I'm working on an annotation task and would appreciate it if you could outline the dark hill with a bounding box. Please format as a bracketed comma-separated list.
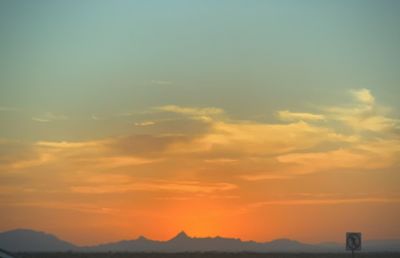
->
[0, 229, 77, 252]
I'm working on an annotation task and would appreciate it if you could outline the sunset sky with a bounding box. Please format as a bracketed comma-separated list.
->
[1, 0, 400, 245]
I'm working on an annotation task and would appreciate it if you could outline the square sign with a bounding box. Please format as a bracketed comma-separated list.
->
[346, 232, 362, 251]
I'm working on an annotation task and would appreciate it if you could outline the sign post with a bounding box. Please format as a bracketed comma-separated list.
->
[346, 232, 361, 258]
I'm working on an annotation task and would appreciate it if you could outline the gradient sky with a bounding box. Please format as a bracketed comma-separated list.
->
[0, 0, 400, 245]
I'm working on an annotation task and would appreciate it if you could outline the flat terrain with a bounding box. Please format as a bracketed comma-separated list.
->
[15, 253, 400, 258]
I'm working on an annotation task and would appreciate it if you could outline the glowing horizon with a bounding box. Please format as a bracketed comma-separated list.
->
[0, 0, 399, 246]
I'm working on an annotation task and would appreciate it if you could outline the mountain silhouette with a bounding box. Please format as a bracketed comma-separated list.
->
[0, 229, 76, 252]
[1, 229, 400, 253]
[169, 231, 191, 242]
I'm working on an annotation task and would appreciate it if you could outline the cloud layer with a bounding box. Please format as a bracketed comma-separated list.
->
[0, 88, 399, 243]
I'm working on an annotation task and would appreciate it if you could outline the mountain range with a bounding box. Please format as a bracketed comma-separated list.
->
[0, 229, 399, 253]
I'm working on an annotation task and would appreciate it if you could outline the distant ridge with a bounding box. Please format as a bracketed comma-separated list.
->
[1, 229, 400, 253]
[0, 229, 76, 252]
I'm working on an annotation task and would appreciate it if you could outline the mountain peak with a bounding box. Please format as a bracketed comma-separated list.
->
[136, 235, 149, 241]
[169, 231, 190, 241]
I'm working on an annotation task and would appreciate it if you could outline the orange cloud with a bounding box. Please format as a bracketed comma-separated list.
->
[71, 180, 237, 194]
[249, 197, 400, 207]
[1, 88, 399, 244]
[277, 110, 325, 121]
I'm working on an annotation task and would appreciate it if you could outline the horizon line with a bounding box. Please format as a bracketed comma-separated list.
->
[2, 228, 399, 247]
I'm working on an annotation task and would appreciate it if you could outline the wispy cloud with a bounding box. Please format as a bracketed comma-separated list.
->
[91, 114, 107, 120]
[134, 121, 156, 127]
[277, 110, 325, 121]
[275, 145, 398, 174]
[238, 173, 293, 181]
[157, 105, 224, 116]
[204, 158, 237, 164]
[32, 112, 68, 122]
[325, 88, 398, 132]
[156, 105, 224, 122]
[3, 201, 118, 215]
[37, 140, 101, 149]
[71, 180, 237, 194]
[150, 80, 173, 85]
[249, 197, 400, 207]
[1, 88, 399, 236]
[351, 88, 375, 105]
[3, 89, 398, 179]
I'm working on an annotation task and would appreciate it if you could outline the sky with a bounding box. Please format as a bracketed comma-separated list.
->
[0, 0, 400, 245]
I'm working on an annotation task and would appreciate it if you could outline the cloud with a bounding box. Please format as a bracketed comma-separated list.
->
[276, 136, 400, 174]
[37, 141, 102, 149]
[4, 89, 398, 179]
[0, 139, 39, 171]
[37, 139, 161, 167]
[277, 149, 373, 174]
[156, 105, 224, 122]
[0, 138, 163, 173]
[108, 134, 192, 156]
[3, 201, 118, 215]
[249, 197, 400, 207]
[238, 174, 293, 181]
[32, 112, 68, 122]
[150, 80, 173, 85]
[327, 106, 397, 132]
[171, 120, 354, 156]
[1, 89, 399, 212]
[134, 121, 156, 127]
[32, 117, 51, 122]
[1, 88, 399, 243]
[351, 88, 375, 105]
[326, 88, 398, 132]
[71, 180, 237, 194]
[204, 158, 238, 164]
[150, 89, 398, 178]
[277, 110, 325, 121]
[0, 140, 100, 172]
[91, 156, 162, 168]
[91, 114, 107, 120]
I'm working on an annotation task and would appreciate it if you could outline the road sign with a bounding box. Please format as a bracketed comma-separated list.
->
[346, 232, 362, 251]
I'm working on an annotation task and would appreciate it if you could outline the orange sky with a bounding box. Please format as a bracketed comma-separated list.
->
[1, 89, 399, 245]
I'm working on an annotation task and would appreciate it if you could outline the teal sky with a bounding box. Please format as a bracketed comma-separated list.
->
[1, 0, 400, 141]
